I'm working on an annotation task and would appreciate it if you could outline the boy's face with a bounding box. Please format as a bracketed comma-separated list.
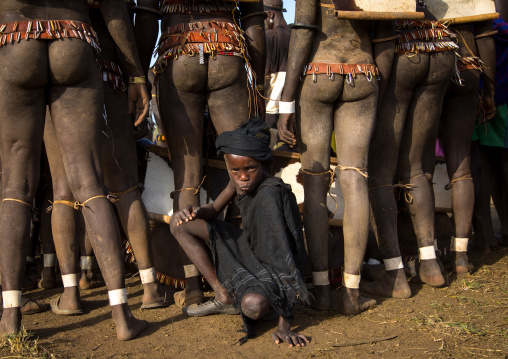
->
[225, 154, 264, 194]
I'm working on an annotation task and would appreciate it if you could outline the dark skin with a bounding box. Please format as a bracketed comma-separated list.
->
[278, 0, 377, 312]
[43, 3, 166, 315]
[171, 154, 309, 348]
[0, 0, 146, 340]
[434, 21, 496, 274]
[365, 7, 454, 294]
[155, 1, 266, 304]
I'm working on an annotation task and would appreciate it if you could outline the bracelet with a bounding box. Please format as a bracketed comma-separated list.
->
[289, 23, 319, 31]
[129, 76, 146, 84]
[132, 6, 163, 19]
[279, 101, 295, 114]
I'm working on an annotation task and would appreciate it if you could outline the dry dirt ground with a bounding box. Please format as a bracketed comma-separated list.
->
[0, 245, 507, 359]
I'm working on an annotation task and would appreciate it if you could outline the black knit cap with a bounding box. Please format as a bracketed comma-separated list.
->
[216, 117, 274, 166]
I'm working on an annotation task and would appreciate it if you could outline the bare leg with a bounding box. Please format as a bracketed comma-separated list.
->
[47, 39, 145, 340]
[0, 40, 46, 336]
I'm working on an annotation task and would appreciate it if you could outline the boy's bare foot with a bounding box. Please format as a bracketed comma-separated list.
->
[0, 309, 21, 337]
[51, 287, 81, 314]
[111, 304, 147, 341]
[453, 251, 474, 274]
[418, 259, 445, 287]
[360, 269, 411, 298]
[342, 288, 376, 315]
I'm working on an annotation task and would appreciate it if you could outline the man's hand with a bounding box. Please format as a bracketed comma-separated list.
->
[173, 205, 201, 226]
[277, 112, 297, 146]
[128, 83, 150, 126]
[481, 95, 496, 120]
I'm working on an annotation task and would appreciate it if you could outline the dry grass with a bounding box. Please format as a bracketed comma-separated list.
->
[0, 327, 56, 359]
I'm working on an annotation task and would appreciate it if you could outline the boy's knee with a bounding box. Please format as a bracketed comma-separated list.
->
[241, 293, 270, 320]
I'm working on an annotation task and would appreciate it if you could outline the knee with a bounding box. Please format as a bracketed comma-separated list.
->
[241, 293, 271, 320]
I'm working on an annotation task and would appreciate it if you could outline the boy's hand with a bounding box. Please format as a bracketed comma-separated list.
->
[173, 205, 200, 226]
[272, 316, 309, 348]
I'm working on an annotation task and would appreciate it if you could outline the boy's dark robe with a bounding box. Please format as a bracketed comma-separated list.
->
[206, 176, 309, 322]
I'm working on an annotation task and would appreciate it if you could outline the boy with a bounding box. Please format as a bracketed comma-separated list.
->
[170, 117, 309, 347]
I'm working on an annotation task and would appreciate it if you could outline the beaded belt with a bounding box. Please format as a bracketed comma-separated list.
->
[457, 56, 484, 73]
[160, 0, 236, 15]
[154, 20, 246, 73]
[0, 20, 100, 53]
[303, 63, 379, 83]
[395, 20, 458, 55]
[97, 59, 126, 90]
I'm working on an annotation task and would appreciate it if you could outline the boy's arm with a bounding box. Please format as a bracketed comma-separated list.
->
[239, 2, 266, 118]
[474, 20, 497, 120]
[99, 0, 150, 125]
[278, 0, 318, 146]
[272, 316, 309, 348]
[173, 180, 236, 225]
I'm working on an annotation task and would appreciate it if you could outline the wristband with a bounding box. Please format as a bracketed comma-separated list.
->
[129, 76, 146, 84]
[279, 100, 295, 114]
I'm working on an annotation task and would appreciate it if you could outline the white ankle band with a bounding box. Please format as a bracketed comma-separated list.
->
[80, 256, 94, 270]
[62, 273, 79, 287]
[312, 271, 329, 286]
[452, 237, 468, 252]
[44, 253, 57, 267]
[434, 239, 439, 251]
[183, 264, 200, 278]
[367, 258, 381, 265]
[384, 257, 404, 271]
[139, 267, 156, 284]
[2, 290, 22, 308]
[343, 273, 360, 289]
[108, 288, 128, 306]
[419, 246, 437, 260]
[26, 256, 34, 263]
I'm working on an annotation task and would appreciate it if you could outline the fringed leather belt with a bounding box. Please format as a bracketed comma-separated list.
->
[0, 20, 100, 53]
[160, 0, 236, 15]
[303, 63, 379, 83]
[457, 56, 484, 73]
[395, 20, 458, 55]
[154, 20, 246, 73]
[97, 59, 126, 90]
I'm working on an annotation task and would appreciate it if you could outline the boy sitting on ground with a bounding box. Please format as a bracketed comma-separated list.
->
[170, 117, 309, 347]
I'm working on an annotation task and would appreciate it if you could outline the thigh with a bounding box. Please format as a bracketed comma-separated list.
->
[296, 76, 344, 170]
[101, 85, 139, 191]
[0, 41, 48, 198]
[47, 40, 105, 197]
[207, 56, 251, 134]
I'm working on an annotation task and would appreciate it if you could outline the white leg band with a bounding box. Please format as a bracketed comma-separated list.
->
[312, 271, 329, 286]
[2, 290, 22, 308]
[108, 288, 128, 306]
[367, 258, 381, 265]
[419, 246, 437, 260]
[278, 100, 295, 114]
[26, 256, 34, 263]
[139, 267, 156, 284]
[434, 239, 439, 251]
[183, 264, 200, 278]
[452, 237, 468, 252]
[61, 273, 79, 288]
[44, 253, 57, 267]
[343, 273, 360, 289]
[384, 257, 404, 271]
[80, 256, 94, 270]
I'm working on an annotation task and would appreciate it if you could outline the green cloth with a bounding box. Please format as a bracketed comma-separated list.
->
[476, 103, 508, 148]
